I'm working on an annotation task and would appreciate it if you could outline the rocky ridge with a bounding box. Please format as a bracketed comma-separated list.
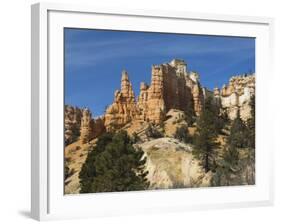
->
[65, 59, 255, 145]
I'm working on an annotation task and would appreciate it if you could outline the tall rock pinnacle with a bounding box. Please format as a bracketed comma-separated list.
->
[121, 70, 135, 102]
[80, 108, 93, 143]
[104, 70, 138, 130]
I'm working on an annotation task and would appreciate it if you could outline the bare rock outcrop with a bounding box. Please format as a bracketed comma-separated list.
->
[137, 138, 212, 189]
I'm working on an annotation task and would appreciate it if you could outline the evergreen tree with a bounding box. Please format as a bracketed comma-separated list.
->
[184, 103, 195, 126]
[193, 97, 220, 173]
[79, 131, 149, 193]
[228, 114, 248, 148]
[221, 145, 239, 171]
[204, 97, 224, 134]
[212, 145, 239, 186]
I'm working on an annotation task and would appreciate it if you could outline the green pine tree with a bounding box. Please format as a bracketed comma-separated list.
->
[212, 145, 239, 186]
[193, 97, 220, 173]
[79, 131, 149, 193]
[228, 114, 248, 148]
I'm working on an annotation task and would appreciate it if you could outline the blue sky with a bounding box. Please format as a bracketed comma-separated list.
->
[65, 28, 255, 117]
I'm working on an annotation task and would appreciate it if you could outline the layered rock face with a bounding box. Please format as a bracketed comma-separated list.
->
[64, 105, 82, 145]
[219, 75, 255, 120]
[105, 59, 204, 129]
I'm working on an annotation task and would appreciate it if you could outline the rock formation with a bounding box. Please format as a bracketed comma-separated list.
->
[186, 71, 204, 116]
[104, 59, 204, 130]
[140, 60, 200, 122]
[79, 108, 106, 143]
[80, 108, 93, 144]
[64, 105, 82, 145]
[65, 60, 255, 143]
[104, 70, 139, 131]
[219, 75, 255, 120]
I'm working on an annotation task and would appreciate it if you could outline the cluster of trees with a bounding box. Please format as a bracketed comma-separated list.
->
[79, 131, 149, 193]
[191, 96, 255, 185]
[215, 96, 255, 185]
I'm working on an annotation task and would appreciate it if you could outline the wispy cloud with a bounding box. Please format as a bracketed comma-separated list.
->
[65, 31, 254, 69]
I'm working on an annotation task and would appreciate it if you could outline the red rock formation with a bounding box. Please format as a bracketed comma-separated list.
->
[104, 70, 139, 130]
[105, 59, 201, 128]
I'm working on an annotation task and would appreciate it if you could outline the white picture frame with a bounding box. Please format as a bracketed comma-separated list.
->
[31, 2, 274, 221]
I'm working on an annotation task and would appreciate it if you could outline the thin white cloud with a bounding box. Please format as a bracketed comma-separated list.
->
[65, 34, 254, 68]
